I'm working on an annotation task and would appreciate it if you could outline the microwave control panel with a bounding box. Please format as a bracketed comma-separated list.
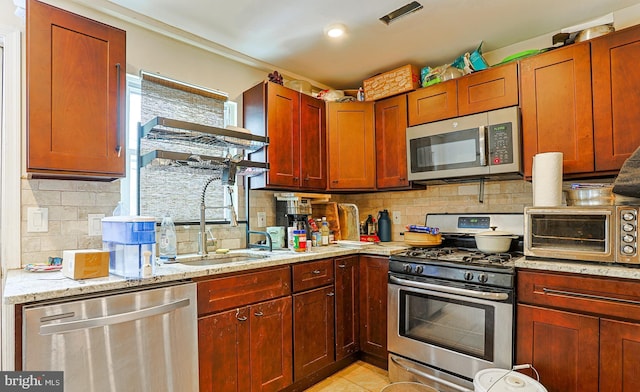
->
[488, 122, 514, 166]
[618, 207, 639, 263]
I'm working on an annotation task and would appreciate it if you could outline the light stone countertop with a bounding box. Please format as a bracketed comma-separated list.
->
[515, 257, 640, 280]
[4, 242, 408, 305]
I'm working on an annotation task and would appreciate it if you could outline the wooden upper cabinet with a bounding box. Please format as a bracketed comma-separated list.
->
[520, 42, 594, 177]
[375, 95, 409, 189]
[327, 102, 376, 190]
[407, 80, 457, 126]
[591, 24, 640, 172]
[27, 0, 126, 180]
[458, 62, 518, 116]
[244, 82, 326, 191]
[300, 94, 327, 190]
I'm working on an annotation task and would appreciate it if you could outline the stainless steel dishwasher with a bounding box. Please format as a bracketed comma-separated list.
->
[22, 281, 199, 392]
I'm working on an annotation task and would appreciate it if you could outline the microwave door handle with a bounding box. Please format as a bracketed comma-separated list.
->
[478, 125, 487, 166]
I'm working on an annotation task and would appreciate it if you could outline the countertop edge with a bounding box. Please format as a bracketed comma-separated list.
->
[515, 257, 640, 280]
[4, 243, 407, 305]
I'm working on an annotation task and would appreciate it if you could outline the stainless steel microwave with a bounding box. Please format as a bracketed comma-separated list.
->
[406, 106, 521, 182]
[524, 206, 640, 264]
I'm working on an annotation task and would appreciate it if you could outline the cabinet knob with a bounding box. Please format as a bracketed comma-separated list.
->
[327, 292, 335, 297]
[293, 177, 299, 181]
[312, 270, 321, 275]
[338, 264, 346, 268]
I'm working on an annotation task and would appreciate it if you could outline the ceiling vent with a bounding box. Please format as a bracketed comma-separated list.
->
[379, 1, 423, 25]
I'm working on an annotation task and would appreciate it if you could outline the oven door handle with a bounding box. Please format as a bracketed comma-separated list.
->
[389, 275, 509, 301]
[390, 355, 474, 392]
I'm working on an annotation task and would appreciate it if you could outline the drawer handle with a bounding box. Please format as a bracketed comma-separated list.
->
[543, 288, 640, 306]
[327, 292, 335, 297]
[254, 311, 264, 317]
[237, 316, 248, 322]
[338, 264, 346, 268]
[312, 270, 322, 275]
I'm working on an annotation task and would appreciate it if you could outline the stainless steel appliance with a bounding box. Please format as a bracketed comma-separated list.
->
[22, 281, 198, 392]
[525, 205, 640, 264]
[406, 106, 521, 182]
[388, 213, 522, 392]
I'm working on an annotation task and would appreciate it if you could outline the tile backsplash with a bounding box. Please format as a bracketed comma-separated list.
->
[20, 179, 533, 264]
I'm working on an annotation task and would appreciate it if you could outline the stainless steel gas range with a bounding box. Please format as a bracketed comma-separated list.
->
[388, 213, 523, 392]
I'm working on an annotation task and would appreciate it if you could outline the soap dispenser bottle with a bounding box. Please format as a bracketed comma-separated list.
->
[159, 213, 177, 262]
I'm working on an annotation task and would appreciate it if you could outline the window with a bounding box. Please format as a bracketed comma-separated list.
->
[121, 75, 239, 224]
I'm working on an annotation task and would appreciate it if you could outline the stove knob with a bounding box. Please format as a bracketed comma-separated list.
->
[477, 273, 488, 283]
[403, 264, 413, 273]
[464, 271, 474, 281]
[415, 265, 424, 274]
[623, 234, 635, 243]
[623, 245, 636, 255]
[623, 223, 635, 232]
[622, 211, 637, 221]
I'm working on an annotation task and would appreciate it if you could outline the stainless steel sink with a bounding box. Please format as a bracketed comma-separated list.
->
[177, 253, 269, 266]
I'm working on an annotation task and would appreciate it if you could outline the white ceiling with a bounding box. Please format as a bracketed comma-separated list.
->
[93, 0, 640, 89]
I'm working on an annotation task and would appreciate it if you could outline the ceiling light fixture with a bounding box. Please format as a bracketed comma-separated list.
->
[325, 23, 347, 38]
[379, 1, 423, 25]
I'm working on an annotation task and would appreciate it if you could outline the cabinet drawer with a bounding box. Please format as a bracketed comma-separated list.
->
[517, 269, 640, 322]
[457, 62, 518, 116]
[292, 259, 334, 292]
[196, 266, 291, 316]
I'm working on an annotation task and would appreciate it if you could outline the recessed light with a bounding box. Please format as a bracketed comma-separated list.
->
[325, 23, 347, 38]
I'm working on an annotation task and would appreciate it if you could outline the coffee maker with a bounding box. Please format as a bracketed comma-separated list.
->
[275, 193, 330, 242]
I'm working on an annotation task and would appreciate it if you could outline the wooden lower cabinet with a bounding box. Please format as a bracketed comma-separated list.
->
[516, 304, 599, 392]
[293, 286, 335, 380]
[198, 296, 292, 392]
[517, 269, 640, 392]
[359, 255, 389, 368]
[335, 256, 360, 360]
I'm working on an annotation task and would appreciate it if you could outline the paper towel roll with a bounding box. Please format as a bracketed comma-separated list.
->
[533, 152, 563, 206]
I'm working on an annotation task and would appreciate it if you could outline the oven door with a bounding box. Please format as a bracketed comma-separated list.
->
[388, 274, 513, 383]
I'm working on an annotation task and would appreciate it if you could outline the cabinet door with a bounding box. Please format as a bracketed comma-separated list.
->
[407, 80, 457, 126]
[198, 307, 251, 392]
[600, 318, 640, 391]
[335, 256, 360, 360]
[300, 94, 327, 190]
[520, 43, 594, 177]
[250, 296, 293, 392]
[359, 255, 389, 363]
[457, 62, 519, 116]
[266, 83, 301, 188]
[516, 304, 599, 392]
[293, 285, 335, 380]
[375, 95, 410, 189]
[27, 0, 125, 179]
[327, 102, 376, 190]
[592, 24, 640, 172]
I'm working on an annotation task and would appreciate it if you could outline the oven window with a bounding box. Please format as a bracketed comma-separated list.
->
[399, 289, 494, 361]
[530, 214, 607, 252]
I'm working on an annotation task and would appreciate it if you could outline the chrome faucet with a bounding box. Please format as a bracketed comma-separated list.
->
[199, 175, 238, 256]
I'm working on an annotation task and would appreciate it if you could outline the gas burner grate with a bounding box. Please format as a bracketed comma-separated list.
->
[406, 247, 456, 258]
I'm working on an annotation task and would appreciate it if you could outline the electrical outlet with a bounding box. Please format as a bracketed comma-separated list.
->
[257, 212, 266, 227]
[392, 211, 402, 224]
[88, 214, 105, 236]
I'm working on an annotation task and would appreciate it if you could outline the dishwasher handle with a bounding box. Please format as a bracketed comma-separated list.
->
[39, 298, 191, 335]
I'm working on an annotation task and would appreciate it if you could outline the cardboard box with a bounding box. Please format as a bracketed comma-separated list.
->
[363, 64, 420, 101]
[62, 249, 110, 279]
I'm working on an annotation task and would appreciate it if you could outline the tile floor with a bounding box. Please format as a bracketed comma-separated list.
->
[303, 361, 391, 392]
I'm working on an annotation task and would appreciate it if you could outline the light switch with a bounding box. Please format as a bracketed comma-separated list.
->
[27, 207, 49, 232]
[88, 214, 105, 236]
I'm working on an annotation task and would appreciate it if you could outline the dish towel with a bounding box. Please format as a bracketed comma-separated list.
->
[613, 145, 640, 197]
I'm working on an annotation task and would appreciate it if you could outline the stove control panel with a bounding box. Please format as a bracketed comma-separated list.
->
[618, 207, 639, 263]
